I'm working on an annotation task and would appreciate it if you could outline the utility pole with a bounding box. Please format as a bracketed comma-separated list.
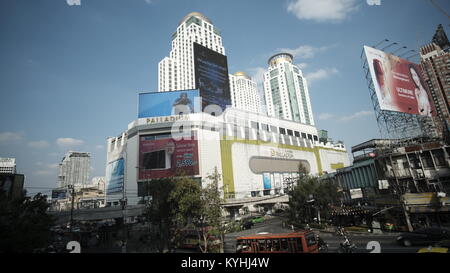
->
[68, 184, 75, 233]
[389, 156, 413, 232]
[121, 155, 127, 253]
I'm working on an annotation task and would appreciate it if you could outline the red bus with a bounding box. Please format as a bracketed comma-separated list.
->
[236, 231, 318, 253]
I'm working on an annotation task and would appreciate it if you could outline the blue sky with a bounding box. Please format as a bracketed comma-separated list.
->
[0, 0, 448, 196]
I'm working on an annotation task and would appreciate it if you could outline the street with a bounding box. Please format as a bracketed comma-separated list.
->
[224, 217, 422, 253]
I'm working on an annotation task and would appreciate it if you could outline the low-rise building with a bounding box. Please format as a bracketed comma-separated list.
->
[323, 138, 450, 230]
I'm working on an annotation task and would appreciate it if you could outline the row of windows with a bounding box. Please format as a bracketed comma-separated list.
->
[246, 121, 318, 141]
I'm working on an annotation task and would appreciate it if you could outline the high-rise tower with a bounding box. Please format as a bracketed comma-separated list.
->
[263, 53, 314, 125]
[229, 72, 261, 113]
[158, 12, 226, 92]
[420, 24, 450, 130]
[58, 151, 90, 189]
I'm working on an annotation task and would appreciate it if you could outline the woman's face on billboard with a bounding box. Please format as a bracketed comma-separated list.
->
[410, 67, 421, 88]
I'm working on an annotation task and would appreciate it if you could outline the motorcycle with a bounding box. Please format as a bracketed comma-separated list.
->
[316, 235, 329, 253]
[334, 226, 347, 236]
[337, 235, 357, 253]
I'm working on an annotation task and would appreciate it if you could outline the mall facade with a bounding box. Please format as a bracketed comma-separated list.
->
[105, 107, 349, 207]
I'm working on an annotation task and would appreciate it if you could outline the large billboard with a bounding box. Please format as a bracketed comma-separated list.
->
[193, 42, 231, 112]
[138, 89, 200, 118]
[105, 158, 124, 195]
[138, 135, 199, 180]
[364, 46, 435, 116]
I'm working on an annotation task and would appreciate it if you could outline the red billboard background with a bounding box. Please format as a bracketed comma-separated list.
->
[365, 46, 436, 117]
[138, 135, 199, 180]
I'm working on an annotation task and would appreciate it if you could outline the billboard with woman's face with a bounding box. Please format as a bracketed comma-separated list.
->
[364, 46, 435, 117]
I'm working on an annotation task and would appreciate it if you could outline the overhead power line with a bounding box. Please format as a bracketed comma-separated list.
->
[428, 0, 450, 19]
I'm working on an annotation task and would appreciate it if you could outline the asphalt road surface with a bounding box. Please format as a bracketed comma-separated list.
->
[224, 217, 422, 253]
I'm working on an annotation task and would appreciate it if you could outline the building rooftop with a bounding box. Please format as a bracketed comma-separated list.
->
[179, 12, 212, 26]
[234, 71, 251, 80]
[268, 52, 293, 66]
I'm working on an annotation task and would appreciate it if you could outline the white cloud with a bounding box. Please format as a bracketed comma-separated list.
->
[287, 0, 359, 23]
[318, 113, 335, 121]
[56, 137, 84, 147]
[339, 110, 372, 121]
[66, 0, 81, 6]
[297, 63, 308, 69]
[96, 145, 104, 150]
[0, 132, 23, 143]
[144, 0, 154, 5]
[278, 45, 332, 59]
[305, 68, 338, 82]
[248, 67, 266, 90]
[317, 111, 373, 122]
[28, 140, 50, 149]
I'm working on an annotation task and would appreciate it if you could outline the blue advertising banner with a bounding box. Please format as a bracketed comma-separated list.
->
[263, 173, 272, 190]
[106, 158, 124, 195]
[138, 89, 200, 118]
[51, 189, 67, 200]
[193, 43, 231, 112]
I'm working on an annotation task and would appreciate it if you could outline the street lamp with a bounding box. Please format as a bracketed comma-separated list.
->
[381, 42, 398, 51]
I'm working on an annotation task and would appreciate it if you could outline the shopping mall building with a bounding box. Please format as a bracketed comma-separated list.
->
[105, 107, 350, 211]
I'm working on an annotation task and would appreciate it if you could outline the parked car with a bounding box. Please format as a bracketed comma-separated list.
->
[397, 227, 450, 247]
[251, 216, 265, 224]
[242, 220, 254, 230]
[417, 240, 450, 253]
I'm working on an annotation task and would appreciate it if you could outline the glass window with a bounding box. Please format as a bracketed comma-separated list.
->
[250, 121, 259, 130]
[258, 240, 266, 251]
[422, 151, 434, 168]
[271, 239, 280, 251]
[294, 131, 300, 137]
[287, 129, 293, 136]
[301, 133, 307, 139]
[279, 128, 286, 135]
[433, 150, 447, 166]
[305, 233, 316, 246]
[280, 238, 288, 251]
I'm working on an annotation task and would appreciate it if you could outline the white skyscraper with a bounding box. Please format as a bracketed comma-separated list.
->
[263, 53, 314, 125]
[229, 72, 261, 113]
[58, 151, 90, 189]
[158, 12, 226, 92]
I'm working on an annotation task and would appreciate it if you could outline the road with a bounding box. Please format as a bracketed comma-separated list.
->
[224, 217, 422, 253]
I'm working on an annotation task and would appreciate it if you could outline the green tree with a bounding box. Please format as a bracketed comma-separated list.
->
[142, 178, 177, 252]
[142, 168, 226, 253]
[196, 167, 226, 253]
[168, 175, 203, 249]
[287, 165, 339, 226]
[0, 190, 54, 252]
